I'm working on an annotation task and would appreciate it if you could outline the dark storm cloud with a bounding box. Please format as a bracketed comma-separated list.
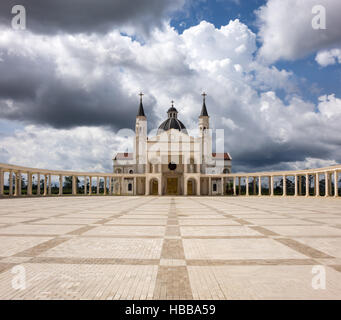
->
[0, 0, 184, 35]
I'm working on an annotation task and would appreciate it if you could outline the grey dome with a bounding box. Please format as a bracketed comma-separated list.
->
[157, 117, 187, 134]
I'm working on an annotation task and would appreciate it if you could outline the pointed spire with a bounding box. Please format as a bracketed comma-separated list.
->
[137, 92, 145, 117]
[200, 92, 209, 117]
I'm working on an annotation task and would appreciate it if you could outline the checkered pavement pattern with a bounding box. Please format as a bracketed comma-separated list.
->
[0, 196, 341, 299]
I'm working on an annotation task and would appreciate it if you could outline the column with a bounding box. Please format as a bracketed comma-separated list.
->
[208, 177, 212, 196]
[305, 174, 309, 197]
[283, 175, 287, 196]
[104, 177, 107, 195]
[196, 164, 200, 174]
[27, 172, 32, 196]
[59, 175, 63, 196]
[72, 176, 77, 195]
[197, 178, 201, 196]
[329, 173, 332, 196]
[120, 177, 124, 195]
[268, 176, 271, 196]
[145, 178, 150, 195]
[9, 170, 13, 196]
[294, 174, 298, 197]
[325, 172, 329, 197]
[43, 175, 47, 196]
[84, 176, 87, 195]
[37, 173, 40, 196]
[109, 177, 112, 195]
[158, 177, 162, 196]
[270, 176, 274, 196]
[18, 171, 22, 196]
[245, 177, 249, 196]
[221, 177, 224, 196]
[233, 177, 236, 196]
[14, 172, 19, 196]
[238, 177, 241, 195]
[97, 177, 100, 195]
[258, 176, 262, 196]
[315, 173, 320, 197]
[89, 177, 92, 195]
[334, 171, 339, 197]
[0, 168, 3, 196]
[48, 174, 52, 195]
[133, 177, 137, 196]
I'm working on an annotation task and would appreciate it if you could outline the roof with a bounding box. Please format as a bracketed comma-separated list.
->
[137, 101, 145, 117]
[114, 152, 134, 160]
[212, 153, 232, 160]
[157, 118, 188, 135]
[200, 100, 209, 117]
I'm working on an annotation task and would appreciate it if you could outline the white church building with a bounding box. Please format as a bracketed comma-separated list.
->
[113, 93, 232, 196]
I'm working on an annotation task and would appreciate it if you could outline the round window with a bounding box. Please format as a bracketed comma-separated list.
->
[168, 162, 177, 171]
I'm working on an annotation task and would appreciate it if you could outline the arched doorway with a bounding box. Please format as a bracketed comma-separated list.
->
[150, 179, 158, 195]
[187, 179, 196, 195]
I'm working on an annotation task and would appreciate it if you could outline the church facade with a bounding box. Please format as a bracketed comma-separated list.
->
[113, 94, 232, 196]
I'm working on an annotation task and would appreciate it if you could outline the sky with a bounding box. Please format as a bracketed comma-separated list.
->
[0, 0, 341, 173]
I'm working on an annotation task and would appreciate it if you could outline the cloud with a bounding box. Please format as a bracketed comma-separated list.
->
[0, 0, 185, 35]
[0, 18, 341, 172]
[257, 0, 341, 63]
[315, 48, 341, 66]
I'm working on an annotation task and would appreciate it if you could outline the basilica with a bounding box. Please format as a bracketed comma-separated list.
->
[113, 94, 232, 196]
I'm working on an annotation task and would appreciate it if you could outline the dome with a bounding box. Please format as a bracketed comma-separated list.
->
[157, 103, 188, 135]
[157, 117, 188, 134]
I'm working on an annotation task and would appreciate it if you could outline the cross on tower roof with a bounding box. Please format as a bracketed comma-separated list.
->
[139, 92, 144, 101]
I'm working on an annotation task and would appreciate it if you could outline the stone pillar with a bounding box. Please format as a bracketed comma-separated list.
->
[109, 177, 112, 195]
[27, 172, 32, 196]
[305, 174, 309, 197]
[89, 177, 92, 195]
[145, 178, 150, 195]
[258, 176, 262, 196]
[0, 168, 4, 196]
[294, 174, 298, 197]
[72, 176, 77, 195]
[233, 177, 236, 196]
[48, 174, 52, 195]
[325, 172, 329, 197]
[158, 177, 162, 196]
[221, 177, 224, 196]
[120, 177, 124, 195]
[329, 173, 332, 196]
[97, 177, 100, 195]
[9, 170, 13, 196]
[184, 178, 188, 196]
[103, 177, 107, 195]
[283, 175, 286, 196]
[37, 173, 40, 196]
[315, 173, 320, 197]
[197, 178, 201, 196]
[334, 171, 339, 197]
[196, 164, 200, 174]
[59, 175, 63, 196]
[245, 177, 249, 196]
[43, 175, 47, 196]
[238, 177, 241, 195]
[84, 176, 87, 195]
[208, 177, 212, 196]
[270, 176, 274, 196]
[133, 177, 137, 195]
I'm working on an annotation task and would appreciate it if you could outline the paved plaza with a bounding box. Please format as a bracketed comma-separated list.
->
[0, 196, 340, 299]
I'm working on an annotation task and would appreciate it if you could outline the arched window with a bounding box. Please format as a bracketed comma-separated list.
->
[129, 170, 133, 174]
[128, 183, 132, 191]
[115, 168, 122, 174]
[223, 169, 229, 174]
[213, 183, 217, 192]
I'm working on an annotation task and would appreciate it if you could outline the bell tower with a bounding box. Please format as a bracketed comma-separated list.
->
[135, 92, 147, 173]
[199, 92, 211, 167]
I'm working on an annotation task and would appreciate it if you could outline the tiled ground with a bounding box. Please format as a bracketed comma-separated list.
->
[0, 196, 341, 300]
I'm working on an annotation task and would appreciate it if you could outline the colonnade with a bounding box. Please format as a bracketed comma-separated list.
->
[0, 163, 340, 197]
